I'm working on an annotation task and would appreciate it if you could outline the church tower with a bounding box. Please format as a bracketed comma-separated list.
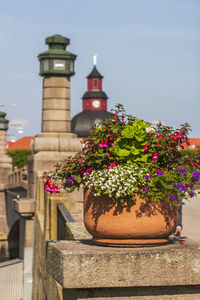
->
[83, 64, 108, 111]
[71, 57, 113, 137]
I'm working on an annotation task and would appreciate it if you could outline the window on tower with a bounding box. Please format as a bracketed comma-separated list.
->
[94, 80, 97, 87]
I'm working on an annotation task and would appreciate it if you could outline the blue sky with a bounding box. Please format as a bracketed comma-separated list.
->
[0, 0, 200, 140]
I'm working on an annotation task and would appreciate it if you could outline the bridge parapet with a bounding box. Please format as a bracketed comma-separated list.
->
[8, 167, 27, 185]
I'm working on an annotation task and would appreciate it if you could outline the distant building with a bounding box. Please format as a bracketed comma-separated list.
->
[71, 64, 113, 137]
[182, 138, 200, 149]
[7, 136, 34, 151]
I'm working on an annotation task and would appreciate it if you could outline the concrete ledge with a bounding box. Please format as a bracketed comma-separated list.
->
[47, 238, 200, 289]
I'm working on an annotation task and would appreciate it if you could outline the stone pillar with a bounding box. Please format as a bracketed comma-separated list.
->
[0, 112, 12, 261]
[0, 130, 7, 155]
[0, 124, 12, 186]
[27, 35, 82, 198]
[13, 198, 34, 299]
[42, 77, 71, 133]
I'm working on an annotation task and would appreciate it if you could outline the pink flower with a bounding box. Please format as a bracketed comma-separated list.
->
[99, 140, 108, 148]
[144, 145, 148, 152]
[44, 180, 60, 194]
[157, 133, 162, 138]
[114, 114, 117, 120]
[174, 132, 183, 141]
[86, 168, 91, 176]
[152, 153, 158, 162]
[107, 161, 118, 170]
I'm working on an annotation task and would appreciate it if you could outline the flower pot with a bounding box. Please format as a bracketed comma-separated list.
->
[84, 189, 178, 247]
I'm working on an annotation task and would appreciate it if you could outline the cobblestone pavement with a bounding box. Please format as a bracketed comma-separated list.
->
[182, 190, 200, 241]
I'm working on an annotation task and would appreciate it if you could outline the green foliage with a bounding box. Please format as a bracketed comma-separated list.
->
[112, 118, 150, 163]
[7, 149, 30, 169]
[180, 148, 200, 168]
[180, 148, 196, 156]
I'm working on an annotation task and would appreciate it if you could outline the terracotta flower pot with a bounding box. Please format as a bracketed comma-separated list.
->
[84, 189, 178, 247]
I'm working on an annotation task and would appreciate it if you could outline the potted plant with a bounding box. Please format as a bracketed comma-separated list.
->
[43, 104, 199, 247]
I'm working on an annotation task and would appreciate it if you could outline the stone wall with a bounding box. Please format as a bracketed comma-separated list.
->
[32, 174, 200, 300]
[32, 174, 83, 300]
[47, 239, 200, 300]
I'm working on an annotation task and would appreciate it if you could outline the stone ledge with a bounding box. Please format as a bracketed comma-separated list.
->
[13, 199, 35, 217]
[47, 238, 200, 289]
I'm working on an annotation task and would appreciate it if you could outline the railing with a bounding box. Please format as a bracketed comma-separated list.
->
[57, 202, 91, 241]
[0, 259, 23, 300]
[57, 202, 75, 240]
[8, 167, 27, 186]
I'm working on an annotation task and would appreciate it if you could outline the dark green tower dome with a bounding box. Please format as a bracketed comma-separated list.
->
[0, 112, 9, 131]
[38, 34, 77, 76]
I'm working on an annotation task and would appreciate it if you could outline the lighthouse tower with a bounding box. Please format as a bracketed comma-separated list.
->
[72, 56, 113, 137]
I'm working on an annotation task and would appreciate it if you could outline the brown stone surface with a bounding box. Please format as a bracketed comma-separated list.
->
[43, 99, 70, 110]
[32, 179, 81, 300]
[43, 87, 70, 99]
[66, 222, 91, 240]
[42, 110, 70, 121]
[31, 137, 82, 153]
[0, 131, 7, 155]
[42, 120, 71, 132]
[14, 199, 35, 216]
[47, 239, 200, 289]
[43, 77, 70, 88]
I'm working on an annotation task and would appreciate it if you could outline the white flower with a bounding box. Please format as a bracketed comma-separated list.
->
[146, 127, 155, 133]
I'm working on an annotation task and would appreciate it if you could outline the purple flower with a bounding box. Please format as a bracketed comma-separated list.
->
[174, 182, 187, 191]
[177, 167, 187, 175]
[142, 187, 149, 191]
[67, 176, 75, 182]
[145, 174, 152, 180]
[169, 195, 175, 201]
[192, 170, 199, 181]
[188, 190, 194, 198]
[157, 170, 163, 176]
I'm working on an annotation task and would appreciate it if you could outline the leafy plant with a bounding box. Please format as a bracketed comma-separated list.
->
[43, 104, 199, 205]
[7, 149, 30, 169]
